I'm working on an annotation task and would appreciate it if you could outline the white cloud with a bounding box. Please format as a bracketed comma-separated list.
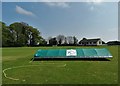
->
[86, 0, 104, 11]
[43, 0, 69, 8]
[16, 5, 35, 17]
[87, 0, 104, 4]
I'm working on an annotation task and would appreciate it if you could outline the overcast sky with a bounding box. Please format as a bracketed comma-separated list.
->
[2, 2, 118, 42]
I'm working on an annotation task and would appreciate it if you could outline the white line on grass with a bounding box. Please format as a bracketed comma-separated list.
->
[3, 64, 67, 81]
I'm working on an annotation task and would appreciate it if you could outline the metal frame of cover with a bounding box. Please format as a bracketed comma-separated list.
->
[34, 48, 112, 59]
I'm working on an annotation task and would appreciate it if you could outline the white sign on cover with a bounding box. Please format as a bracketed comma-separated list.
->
[66, 49, 77, 56]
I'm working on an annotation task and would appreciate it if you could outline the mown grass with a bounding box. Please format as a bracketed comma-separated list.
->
[2, 46, 118, 84]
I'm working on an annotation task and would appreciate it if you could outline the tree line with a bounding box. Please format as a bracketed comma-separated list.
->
[1, 22, 47, 47]
[1, 21, 79, 47]
[48, 35, 78, 46]
[3, 21, 116, 47]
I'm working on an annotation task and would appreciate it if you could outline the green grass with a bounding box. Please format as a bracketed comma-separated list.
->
[2, 46, 118, 84]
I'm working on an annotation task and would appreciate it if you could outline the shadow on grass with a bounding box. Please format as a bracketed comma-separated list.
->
[31, 58, 111, 61]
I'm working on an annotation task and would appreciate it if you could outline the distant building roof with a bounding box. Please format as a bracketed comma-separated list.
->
[80, 38, 101, 43]
[107, 41, 120, 45]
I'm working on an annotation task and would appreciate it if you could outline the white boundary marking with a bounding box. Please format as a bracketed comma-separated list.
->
[3, 64, 67, 81]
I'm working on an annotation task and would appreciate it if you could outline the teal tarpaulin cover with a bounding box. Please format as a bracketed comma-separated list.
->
[34, 48, 112, 58]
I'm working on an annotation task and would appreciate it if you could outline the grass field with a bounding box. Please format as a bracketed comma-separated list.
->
[2, 46, 118, 84]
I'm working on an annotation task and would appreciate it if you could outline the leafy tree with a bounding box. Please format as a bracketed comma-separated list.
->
[29, 27, 41, 46]
[2, 21, 44, 47]
[73, 36, 78, 45]
[39, 38, 47, 45]
[0, 22, 1, 47]
[56, 35, 65, 45]
[2, 22, 14, 47]
[49, 37, 57, 46]
[67, 36, 74, 44]
[9, 22, 26, 46]
[47, 36, 52, 44]
[64, 37, 68, 44]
